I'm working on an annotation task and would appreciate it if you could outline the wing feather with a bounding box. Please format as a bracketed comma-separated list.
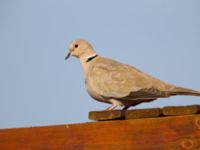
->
[88, 58, 158, 99]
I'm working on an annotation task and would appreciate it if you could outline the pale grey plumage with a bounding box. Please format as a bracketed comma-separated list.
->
[66, 39, 200, 110]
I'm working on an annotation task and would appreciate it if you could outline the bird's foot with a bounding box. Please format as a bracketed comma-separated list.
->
[105, 104, 118, 111]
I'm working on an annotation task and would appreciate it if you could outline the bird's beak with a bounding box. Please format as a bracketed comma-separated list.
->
[65, 52, 71, 60]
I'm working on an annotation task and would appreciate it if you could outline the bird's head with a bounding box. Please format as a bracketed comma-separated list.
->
[65, 39, 97, 61]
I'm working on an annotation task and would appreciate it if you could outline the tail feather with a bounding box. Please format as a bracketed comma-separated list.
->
[171, 87, 200, 96]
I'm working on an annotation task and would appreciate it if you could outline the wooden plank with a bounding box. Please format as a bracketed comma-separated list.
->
[89, 108, 162, 121]
[0, 114, 200, 150]
[125, 108, 162, 119]
[163, 105, 200, 116]
[89, 105, 200, 121]
[89, 110, 125, 121]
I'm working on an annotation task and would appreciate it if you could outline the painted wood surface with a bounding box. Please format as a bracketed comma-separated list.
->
[0, 114, 200, 150]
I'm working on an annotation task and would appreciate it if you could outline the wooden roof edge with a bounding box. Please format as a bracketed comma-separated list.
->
[0, 114, 200, 149]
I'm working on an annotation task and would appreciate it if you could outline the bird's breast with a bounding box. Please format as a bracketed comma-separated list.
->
[85, 77, 109, 104]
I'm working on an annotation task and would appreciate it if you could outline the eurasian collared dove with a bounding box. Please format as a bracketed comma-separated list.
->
[65, 39, 200, 110]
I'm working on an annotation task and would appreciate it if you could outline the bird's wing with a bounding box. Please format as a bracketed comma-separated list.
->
[88, 57, 170, 100]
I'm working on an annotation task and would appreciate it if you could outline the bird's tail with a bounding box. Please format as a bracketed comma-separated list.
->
[170, 86, 200, 96]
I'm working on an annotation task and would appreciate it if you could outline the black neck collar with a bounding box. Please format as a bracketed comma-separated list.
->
[86, 54, 98, 63]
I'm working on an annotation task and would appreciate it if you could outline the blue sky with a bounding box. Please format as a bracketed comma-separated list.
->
[0, 0, 200, 128]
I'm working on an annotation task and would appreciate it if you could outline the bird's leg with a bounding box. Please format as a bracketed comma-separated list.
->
[123, 105, 131, 110]
[105, 99, 122, 111]
[105, 104, 118, 111]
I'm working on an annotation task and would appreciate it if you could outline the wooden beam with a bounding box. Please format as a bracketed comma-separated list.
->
[163, 105, 200, 116]
[89, 110, 125, 121]
[125, 107, 162, 119]
[0, 114, 200, 149]
[89, 105, 200, 121]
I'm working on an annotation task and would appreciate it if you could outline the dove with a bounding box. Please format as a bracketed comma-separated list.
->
[65, 39, 200, 110]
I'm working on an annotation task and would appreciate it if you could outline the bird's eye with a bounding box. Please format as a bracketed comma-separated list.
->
[74, 44, 79, 48]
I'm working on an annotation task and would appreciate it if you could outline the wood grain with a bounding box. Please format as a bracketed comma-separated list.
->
[89, 110, 125, 121]
[125, 108, 162, 119]
[163, 105, 200, 116]
[1, 114, 200, 150]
